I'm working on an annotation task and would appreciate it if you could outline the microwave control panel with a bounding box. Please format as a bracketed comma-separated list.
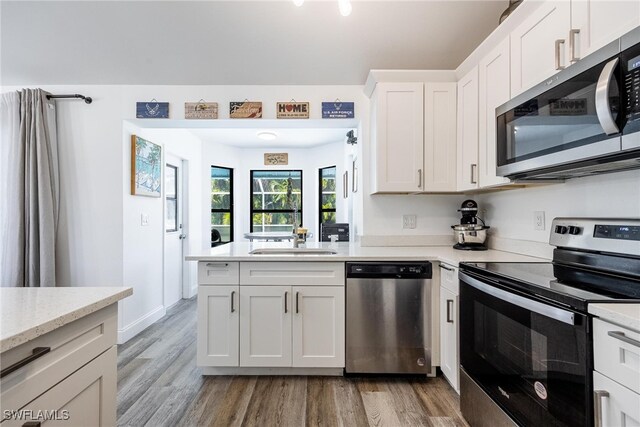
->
[624, 52, 640, 121]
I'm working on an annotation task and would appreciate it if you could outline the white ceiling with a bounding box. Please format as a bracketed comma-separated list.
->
[1, 0, 508, 85]
[189, 127, 351, 148]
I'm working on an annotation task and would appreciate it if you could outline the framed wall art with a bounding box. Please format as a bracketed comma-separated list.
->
[131, 135, 162, 197]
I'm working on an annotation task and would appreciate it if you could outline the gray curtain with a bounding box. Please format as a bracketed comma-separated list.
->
[0, 89, 59, 287]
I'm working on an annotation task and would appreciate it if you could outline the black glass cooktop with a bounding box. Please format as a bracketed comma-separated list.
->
[460, 261, 640, 312]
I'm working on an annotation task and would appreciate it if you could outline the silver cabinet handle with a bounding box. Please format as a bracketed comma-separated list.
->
[295, 292, 300, 314]
[595, 57, 620, 135]
[417, 169, 422, 188]
[446, 299, 454, 323]
[284, 291, 288, 313]
[206, 262, 228, 267]
[594, 390, 609, 427]
[439, 264, 454, 272]
[230, 291, 235, 313]
[569, 29, 580, 63]
[470, 164, 477, 184]
[608, 330, 640, 348]
[555, 39, 566, 70]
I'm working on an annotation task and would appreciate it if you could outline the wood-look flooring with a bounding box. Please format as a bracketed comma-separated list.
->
[117, 297, 468, 427]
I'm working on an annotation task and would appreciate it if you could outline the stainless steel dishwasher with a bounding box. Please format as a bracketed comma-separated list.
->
[345, 262, 433, 374]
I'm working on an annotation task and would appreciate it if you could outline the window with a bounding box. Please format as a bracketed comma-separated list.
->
[319, 166, 337, 229]
[250, 170, 302, 232]
[211, 166, 233, 245]
[165, 164, 178, 232]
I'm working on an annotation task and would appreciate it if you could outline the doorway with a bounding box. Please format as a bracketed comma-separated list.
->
[164, 154, 187, 308]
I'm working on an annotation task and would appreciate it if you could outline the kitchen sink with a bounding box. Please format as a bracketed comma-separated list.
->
[249, 248, 338, 255]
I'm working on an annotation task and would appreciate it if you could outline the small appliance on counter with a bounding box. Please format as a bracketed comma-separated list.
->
[321, 223, 350, 242]
[451, 200, 490, 251]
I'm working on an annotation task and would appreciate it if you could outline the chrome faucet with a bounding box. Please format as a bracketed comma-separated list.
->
[292, 201, 300, 248]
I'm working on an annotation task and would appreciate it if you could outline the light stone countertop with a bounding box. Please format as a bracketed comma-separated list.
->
[589, 303, 640, 332]
[0, 287, 132, 353]
[186, 242, 547, 265]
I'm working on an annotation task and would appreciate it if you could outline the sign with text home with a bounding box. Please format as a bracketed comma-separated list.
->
[230, 101, 262, 119]
[276, 102, 309, 119]
[322, 101, 354, 119]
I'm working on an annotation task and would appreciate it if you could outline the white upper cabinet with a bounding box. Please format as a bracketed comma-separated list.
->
[510, 0, 571, 96]
[423, 82, 457, 192]
[370, 82, 424, 193]
[456, 66, 479, 192]
[479, 38, 511, 188]
[570, 0, 640, 61]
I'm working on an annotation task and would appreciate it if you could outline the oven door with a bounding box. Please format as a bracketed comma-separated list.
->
[496, 41, 622, 178]
[459, 272, 590, 427]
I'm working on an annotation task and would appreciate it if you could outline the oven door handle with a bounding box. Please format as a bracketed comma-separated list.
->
[460, 272, 576, 325]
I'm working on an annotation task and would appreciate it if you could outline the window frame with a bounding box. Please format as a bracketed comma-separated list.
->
[165, 163, 178, 232]
[250, 169, 303, 233]
[211, 165, 234, 245]
[318, 166, 337, 231]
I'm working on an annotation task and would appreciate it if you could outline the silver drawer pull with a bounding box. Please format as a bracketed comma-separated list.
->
[206, 262, 228, 268]
[446, 299, 454, 323]
[555, 39, 566, 70]
[594, 390, 609, 427]
[230, 291, 236, 313]
[1, 347, 51, 378]
[607, 330, 640, 348]
[439, 264, 454, 272]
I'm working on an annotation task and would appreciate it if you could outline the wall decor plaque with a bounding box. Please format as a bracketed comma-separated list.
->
[264, 153, 289, 165]
[276, 102, 310, 119]
[131, 135, 162, 197]
[136, 101, 169, 119]
[185, 102, 218, 119]
[230, 101, 262, 119]
[322, 101, 354, 119]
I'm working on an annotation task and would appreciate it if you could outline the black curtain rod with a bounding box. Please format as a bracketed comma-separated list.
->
[46, 94, 92, 104]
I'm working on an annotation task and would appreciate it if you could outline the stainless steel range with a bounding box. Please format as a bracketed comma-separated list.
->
[459, 218, 640, 427]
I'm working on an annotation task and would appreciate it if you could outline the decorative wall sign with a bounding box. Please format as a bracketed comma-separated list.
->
[550, 98, 587, 116]
[230, 101, 262, 119]
[131, 135, 162, 197]
[136, 101, 169, 119]
[322, 101, 355, 119]
[185, 101, 218, 119]
[264, 153, 289, 165]
[276, 102, 310, 119]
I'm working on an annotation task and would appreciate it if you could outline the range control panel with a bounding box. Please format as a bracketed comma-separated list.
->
[549, 218, 640, 256]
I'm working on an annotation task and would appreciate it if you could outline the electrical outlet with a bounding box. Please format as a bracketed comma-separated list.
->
[534, 211, 545, 231]
[402, 214, 417, 229]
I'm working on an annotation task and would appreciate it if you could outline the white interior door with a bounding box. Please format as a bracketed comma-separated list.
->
[164, 154, 186, 308]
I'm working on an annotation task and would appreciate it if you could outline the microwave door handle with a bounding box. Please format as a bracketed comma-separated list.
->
[595, 57, 620, 136]
[459, 272, 576, 325]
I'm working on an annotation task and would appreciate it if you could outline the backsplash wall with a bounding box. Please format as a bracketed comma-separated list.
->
[478, 169, 640, 244]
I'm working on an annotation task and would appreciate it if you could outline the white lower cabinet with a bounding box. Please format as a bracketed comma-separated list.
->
[197, 285, 239, 367]
[593, 371, 640, 427]
[292, 286, 345, 368]
[438, 263, 459, 393]
[240, 286, 292, 367]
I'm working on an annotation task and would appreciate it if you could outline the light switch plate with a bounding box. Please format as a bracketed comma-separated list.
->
[141, 213, 149, 226]
[534, 211, 545, 231]
[402, 214, 417, 229]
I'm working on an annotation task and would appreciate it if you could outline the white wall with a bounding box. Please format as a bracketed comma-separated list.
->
[478, 170, 640, 243]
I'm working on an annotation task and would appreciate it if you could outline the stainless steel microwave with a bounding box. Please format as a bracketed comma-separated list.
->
[496, 27, 640, 180]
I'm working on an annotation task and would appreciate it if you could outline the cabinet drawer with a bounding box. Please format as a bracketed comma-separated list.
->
[240, 262, 345, 286]
[439, 262, 459, 295]
[593, 318, 640, 393]
[198, 261, 240, 285]
[0, 304, 117, 413]
[593, 371, 640, 427]
[2, 346, 117, 426]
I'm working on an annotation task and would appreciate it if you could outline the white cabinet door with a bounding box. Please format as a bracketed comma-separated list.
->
[440, 283, 459, 393]
[197, 285, 239, 367]
[571, 0, 640, 62]
[3, 347, 117, 427]
[292, 286, 345, 368]
[371, 82, 424, 193]
[593, 371, 640, 427]
[479, 38, 511, 188]
[456, 66, 480, 191]
[240, 286, 292, 367]
[511, 0, 571, 96]
[423, 82, 457, 192]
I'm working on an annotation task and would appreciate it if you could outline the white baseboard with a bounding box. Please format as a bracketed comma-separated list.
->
[117, 305, 166, 344]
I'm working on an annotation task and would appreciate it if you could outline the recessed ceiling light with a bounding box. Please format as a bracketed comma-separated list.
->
[257, 131, 277, 141]
[293, 0, 304, 6]
[338, 0, 352, 16]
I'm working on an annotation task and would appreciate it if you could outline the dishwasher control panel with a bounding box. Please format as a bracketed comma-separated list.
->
[346, 262, 432, 279]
